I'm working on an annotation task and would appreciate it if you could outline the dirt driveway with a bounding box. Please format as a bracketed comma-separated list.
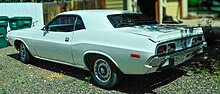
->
[0, 46, 219, 94]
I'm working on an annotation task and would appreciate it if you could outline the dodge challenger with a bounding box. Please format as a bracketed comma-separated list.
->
[7, 10, 206, 89]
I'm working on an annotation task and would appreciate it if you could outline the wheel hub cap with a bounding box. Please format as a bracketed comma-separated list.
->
[94, 59, 111, 83]
[20, 44, 26, 60]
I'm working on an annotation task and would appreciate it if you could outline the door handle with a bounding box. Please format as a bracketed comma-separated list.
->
[65, 37, 69, 42]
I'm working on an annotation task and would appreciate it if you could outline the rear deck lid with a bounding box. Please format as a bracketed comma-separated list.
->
[127, 24, 203, 42]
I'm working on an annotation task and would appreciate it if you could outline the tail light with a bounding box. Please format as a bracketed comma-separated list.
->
[192, 38, 197, 45]
[157, 43, 176, 55]
[168, 43, 176, 53]
[157, 45, 166, 55]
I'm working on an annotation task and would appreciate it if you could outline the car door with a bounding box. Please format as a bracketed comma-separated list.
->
[33, 15, 79, 64]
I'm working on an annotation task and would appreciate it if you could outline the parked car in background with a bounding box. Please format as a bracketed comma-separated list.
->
[7, 10, 207, 89]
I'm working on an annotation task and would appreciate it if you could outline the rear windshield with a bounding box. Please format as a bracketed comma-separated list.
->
[107, 14, 157, 28]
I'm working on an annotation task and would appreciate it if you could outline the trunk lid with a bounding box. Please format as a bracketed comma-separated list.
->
[125, 24, 203, 42]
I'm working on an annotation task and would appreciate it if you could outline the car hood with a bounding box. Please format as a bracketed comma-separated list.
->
[124, 24, 203, 42]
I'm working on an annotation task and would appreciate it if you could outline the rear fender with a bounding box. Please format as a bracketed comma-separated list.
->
[83, 50, 119, 68]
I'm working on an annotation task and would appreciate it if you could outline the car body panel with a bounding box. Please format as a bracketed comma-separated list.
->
[7, 10, 206, 75]
[32, 30, 74, 63]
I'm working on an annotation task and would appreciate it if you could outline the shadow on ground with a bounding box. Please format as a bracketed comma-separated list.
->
[8, 53, 186, 93]
[182, 41, 220, 74]
[179, 25, 220, 75]
[116, 68, 186, 93]
[7, 53, 90, 81]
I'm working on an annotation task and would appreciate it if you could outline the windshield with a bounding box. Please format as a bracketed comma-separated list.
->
[107, 14, 157, 28]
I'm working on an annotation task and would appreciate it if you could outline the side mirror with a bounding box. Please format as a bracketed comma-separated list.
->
[43, 27, 48, 32]
[43, 27, 49, 36]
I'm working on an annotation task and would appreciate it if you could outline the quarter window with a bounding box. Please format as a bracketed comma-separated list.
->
[75, 17, 85, 30]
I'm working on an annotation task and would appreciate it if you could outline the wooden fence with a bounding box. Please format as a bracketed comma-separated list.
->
[43, 0, 105, 24]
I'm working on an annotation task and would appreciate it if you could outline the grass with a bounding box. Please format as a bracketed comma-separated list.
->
[0, 64, 3, 70]
[80, 76, 91, 91]
[219, 77, 220, 94]
[2, 87, 7, 94]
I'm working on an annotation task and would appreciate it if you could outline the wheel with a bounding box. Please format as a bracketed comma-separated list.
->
[19, 43, 33, 63]
[90, 56, 123, 89]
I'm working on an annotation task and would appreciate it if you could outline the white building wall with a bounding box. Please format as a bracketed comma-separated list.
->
[0, 3, 44, 28]
[182, 0, 188, 18]
[127, 0, 138, 12]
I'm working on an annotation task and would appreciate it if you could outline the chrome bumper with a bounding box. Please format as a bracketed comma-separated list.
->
[145, 43, 205, 74]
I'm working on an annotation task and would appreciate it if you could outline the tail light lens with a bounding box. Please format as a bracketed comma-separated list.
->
[192, 38, 197, 45]
[168, 43, 176, 53]
[157, 43, 176, 55]
[157, 45, 166, 55]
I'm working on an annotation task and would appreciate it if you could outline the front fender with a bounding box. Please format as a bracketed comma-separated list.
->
[13, 38, 36, 56]
[13, 38, 29, 50]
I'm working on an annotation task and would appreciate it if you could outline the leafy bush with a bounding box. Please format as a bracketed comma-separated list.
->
[188, 0, 201, 7]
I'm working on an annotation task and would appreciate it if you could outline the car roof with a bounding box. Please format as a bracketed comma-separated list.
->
[59, 10, 130, 16]
[58, 10, 134, 30]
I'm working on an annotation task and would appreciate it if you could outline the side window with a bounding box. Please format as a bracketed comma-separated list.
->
[75, 17, 86, 30]
[47, 15, 77, 32]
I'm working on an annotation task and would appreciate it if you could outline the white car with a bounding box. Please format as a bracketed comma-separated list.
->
[7, 10, 206, 89]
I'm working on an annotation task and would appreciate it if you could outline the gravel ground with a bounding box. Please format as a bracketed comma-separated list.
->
[0, 45, 219, 94]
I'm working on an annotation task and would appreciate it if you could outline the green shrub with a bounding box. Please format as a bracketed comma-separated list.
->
[188, 0, 201, 7]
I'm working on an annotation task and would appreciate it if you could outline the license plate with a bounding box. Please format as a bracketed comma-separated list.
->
[174, 56, 183, 65]
[174, 53, 191, 66]
[174, 54, 189, 65]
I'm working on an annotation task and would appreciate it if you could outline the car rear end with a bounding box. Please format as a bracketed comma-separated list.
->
[145, 28, 206, 73]
[105, 12, 207, 75]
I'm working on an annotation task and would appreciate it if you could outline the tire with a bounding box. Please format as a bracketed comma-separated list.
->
[19, 43, 33, 64]
[90, 56, 123, 89]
